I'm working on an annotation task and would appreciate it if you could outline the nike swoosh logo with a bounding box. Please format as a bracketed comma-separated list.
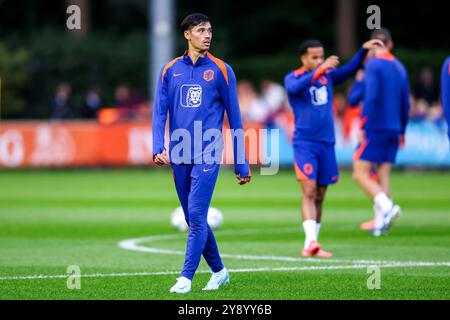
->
[173, 73, 183, 77]
[203, 168, 213, 172]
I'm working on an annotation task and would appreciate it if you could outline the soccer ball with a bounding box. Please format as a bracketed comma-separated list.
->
[207, 207, 224, 230]
[170, 207, 188, 232]
[170, 206, 224, 231]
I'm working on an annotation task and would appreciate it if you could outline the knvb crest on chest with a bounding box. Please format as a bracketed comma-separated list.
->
[203, 69, 215, 82]
[317, 76, 328, 85]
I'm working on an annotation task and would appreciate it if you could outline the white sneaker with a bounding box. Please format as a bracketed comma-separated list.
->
[202, 268, 230, 291]
[371, 225, 387, 237]
[170, 277, 191, 294]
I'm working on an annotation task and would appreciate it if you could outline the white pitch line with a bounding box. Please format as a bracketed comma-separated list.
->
[0, 263, 447, 281]
[118, 229, 450, 267]
[3, 228, 449, 282]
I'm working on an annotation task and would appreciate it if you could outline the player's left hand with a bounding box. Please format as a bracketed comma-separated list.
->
[362, 39, 385, 50]
[321, 55, 340, 71]
[236, 174, 251, 185]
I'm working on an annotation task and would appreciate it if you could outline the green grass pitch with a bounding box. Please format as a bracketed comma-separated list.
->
[0, 168, 449, 300]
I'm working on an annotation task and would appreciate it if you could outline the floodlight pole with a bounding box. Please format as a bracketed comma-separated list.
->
[149, 0, 175, 100]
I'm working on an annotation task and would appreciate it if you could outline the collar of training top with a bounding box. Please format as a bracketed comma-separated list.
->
[182, 50, 211, 66]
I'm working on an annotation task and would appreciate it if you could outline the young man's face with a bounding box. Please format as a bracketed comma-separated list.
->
[184, 22, 212, 52]
[301, 47, 325, 71]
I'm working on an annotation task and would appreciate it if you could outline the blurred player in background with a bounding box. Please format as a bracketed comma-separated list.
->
[348, 54, 385, 232]
[284, 38, 383, 257]
[348, 70, 377, 231]
[441, 57, 450, 142]
[152, 13, 251, 293]
[352, 28, 411, 237]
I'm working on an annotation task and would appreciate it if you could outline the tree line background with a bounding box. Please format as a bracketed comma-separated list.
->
[0, 0, 448, 119]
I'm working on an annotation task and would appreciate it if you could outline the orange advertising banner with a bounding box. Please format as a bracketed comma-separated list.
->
[0, 120, 263, 168]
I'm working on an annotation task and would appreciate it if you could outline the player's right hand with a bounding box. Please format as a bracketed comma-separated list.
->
[153, 150, 168, 166]
[321, 55, 340, 71]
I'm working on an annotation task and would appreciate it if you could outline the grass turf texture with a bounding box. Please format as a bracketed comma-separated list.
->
[0, 168, 449, 300]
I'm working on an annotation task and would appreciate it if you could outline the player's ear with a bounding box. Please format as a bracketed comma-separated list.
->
[388, 41, 394, 51]
[183, 30, 191, 41]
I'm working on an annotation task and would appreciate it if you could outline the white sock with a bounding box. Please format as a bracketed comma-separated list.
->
[316, 223, 321, 239]
[303, 220, 317, 248]
[374, 192, 393, 213]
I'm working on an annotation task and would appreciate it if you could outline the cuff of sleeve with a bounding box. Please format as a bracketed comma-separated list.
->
[234, 162, 251, 178]
[152, 147, 165, 158]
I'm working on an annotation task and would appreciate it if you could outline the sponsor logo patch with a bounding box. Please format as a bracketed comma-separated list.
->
[180, 84, 202, 108]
